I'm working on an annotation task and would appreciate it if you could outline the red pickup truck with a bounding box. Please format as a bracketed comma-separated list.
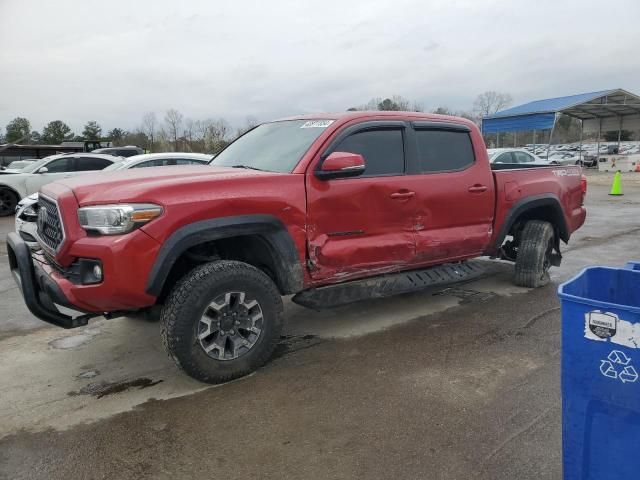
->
[8, 112, 586, 383]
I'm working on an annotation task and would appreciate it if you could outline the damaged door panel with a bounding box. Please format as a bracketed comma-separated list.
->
[305, 125, 417, 281]
[306, 177, 416, 281]
[408, 127, 495, 262]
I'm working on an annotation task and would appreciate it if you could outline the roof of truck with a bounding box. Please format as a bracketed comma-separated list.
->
[275, 111, 469, 123]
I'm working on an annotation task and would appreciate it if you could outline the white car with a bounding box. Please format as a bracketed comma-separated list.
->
[0, 153, 118, 216]
[2, 159, 37, 172]
[103, 152, 213, 171]
[487, 148, 552, 166]
[15, 152, 212, 247]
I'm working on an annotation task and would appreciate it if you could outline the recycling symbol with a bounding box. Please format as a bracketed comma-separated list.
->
[600, 350, 639, 384]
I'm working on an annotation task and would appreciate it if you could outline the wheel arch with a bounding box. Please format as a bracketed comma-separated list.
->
[145, 214, 304, 298]
[0, 183, 22, 200]
[494, 194, 570, 250]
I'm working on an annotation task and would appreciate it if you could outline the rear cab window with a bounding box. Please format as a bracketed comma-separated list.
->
[413, 126, 475, 173]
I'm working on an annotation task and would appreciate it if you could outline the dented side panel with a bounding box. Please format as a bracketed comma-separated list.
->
[305, 175, 417, 281]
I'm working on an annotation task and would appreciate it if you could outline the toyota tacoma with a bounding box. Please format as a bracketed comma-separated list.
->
[7, 112, 587, 383]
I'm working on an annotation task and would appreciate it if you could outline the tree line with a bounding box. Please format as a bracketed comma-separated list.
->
[9, 91, 607, 153]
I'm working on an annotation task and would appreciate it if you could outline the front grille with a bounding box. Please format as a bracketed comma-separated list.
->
[37, 195, 65, 252]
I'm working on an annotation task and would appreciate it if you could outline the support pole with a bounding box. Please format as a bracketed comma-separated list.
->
[547, 114, 558, 160]
[514, 131, 517, 147]
[617, 116, 623, 152]
[579, 119, 584, 164]
[596, 118, 602, 161]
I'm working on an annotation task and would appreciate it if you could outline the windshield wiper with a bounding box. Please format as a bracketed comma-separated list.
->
[230, 164, 267, 172]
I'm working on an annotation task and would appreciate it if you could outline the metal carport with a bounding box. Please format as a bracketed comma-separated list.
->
[481, 88, 640, 161]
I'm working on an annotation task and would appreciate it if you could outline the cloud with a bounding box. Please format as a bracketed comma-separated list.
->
[1, 0, 639, 133]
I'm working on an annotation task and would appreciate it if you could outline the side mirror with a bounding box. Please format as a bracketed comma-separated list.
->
[38, 167, 49, 174]
[316, 151, 365, 180]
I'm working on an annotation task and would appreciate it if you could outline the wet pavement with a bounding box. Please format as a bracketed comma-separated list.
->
[1, 178, 639, 480]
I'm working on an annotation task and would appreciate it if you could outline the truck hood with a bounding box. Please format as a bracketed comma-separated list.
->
[50, 165, 278, 206]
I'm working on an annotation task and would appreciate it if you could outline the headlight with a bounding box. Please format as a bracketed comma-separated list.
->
[78, 204, 163, 235]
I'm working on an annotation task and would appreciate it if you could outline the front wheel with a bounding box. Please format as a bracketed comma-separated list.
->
[514, 220, 555, 288]
[0, 188, 18, 217]
[161, 260, 284, 383]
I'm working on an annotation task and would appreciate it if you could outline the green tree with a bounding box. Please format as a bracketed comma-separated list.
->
[107, 128, 127, 145]
[5, 117, 31, 143]
[432, 106, 452, 115]
[82, 121, 102, 140]
[377, 96, 410, 111]
[29, 130, 42, 144]
[42, 120, 74, 144]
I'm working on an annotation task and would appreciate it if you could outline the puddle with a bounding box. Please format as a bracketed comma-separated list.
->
[272, 334, 321, 360]
[69, 378, 163, 399]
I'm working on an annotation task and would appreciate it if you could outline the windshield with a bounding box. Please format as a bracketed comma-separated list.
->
[20, 158, 48, 173]
[211, 119, 334, 173]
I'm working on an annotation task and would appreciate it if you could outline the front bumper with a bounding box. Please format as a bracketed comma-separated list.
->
[7, 232, 99, 328]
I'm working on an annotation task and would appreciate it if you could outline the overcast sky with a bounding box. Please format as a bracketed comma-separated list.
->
[1, 0, 639, 134]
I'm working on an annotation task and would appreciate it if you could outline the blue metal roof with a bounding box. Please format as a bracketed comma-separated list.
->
[484, 89, 615, 119]
[481, 113, 557, 134]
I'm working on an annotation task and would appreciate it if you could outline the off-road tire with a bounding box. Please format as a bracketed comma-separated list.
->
[514, 220, 555, 288]
[160, 260, 284, 384]
[0, 188, 18, 217]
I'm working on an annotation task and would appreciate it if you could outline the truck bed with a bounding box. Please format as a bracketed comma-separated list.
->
[490, 164, 585, 252]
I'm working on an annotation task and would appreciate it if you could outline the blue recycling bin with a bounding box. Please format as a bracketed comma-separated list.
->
[558, 267, 640, 480]
[625, 261, 640, 271]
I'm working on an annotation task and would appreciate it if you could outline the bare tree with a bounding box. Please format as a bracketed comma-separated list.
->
[234, 116, 259, 139]
[164, 108, 183, 151]
[183, 118, 196, 152]
[141, 112, 157, 151]
[473, 91, 513, 118]
[206, 119, 231, 153]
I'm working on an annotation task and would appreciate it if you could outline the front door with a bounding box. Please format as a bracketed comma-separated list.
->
[25, 156, 75, 195]
[305, 123, 417, 282]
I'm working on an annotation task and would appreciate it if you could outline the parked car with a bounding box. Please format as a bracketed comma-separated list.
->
[92, 146, 144, 157]
[0, 153, 119, 216]
[103, 152, 213, 170]
[2, 159, 36, 172]
[7, 111, 586, 384]
[487, 148, 551, 165]
[15, 152, 212, 247]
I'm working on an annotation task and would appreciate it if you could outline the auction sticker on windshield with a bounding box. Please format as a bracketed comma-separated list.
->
[300, 120, 334, 128]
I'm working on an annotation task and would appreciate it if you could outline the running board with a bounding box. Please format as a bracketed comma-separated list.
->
[292, 261, 487, 309]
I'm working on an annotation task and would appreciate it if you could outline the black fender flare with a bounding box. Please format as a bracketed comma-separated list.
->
[145, 214, 304, 296]
[494, 194, 570, 250]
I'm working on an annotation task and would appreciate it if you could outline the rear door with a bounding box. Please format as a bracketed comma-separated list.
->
[406, 122, 495, 263]
[305, 121, 417, 281]
[73, 156, 114, 173]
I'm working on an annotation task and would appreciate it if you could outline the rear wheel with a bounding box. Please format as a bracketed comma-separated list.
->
[160, 260, 284, 384]
[0, 188, 18, 217]
[514, 220, 555, 288]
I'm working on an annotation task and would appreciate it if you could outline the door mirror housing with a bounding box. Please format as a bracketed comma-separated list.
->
[37, 167, 49, 174]
[316, 151, 365, 180]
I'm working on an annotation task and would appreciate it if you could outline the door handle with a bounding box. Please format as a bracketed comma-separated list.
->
[468, 185, 488, 193]
[390, 191, 416, 199]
